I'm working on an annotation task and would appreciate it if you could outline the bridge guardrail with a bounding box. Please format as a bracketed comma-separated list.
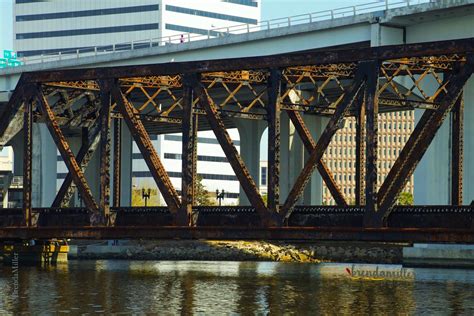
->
[17, 0, 433, 66]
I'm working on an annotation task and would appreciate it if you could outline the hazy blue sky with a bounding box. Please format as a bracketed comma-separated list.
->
[0, 0, 372, 51]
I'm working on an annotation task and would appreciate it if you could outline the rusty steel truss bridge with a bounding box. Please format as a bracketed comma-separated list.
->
[0, 38, 473, 242]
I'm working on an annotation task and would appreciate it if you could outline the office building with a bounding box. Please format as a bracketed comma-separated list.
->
[13, 0, 260, 57]
[321, 111, 415, 205]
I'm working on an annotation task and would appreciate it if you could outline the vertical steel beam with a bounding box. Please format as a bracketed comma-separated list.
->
[286, 110, 348, 206]
[180, 74, 198, 226]
[36, 87, 99, 213]
[363, 61, 380, 226]
[23, 96, 33, 227]
[110, 84, 181, 215]
[98, 80, 112, 222]
[355, 93, 365, 206]
[51, 127, 100, 207]
[451, 96, 464, 206]
[280, 67, 365, 221]
[377, 56, 473, 223]
[191, 76, 280, 226]
[113, 118, 122, 208]
[267, 69, 281, 213]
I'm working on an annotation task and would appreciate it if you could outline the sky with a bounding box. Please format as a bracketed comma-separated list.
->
[0, 0, 373, 51]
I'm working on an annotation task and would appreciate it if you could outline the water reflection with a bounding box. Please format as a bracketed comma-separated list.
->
[1, 261, 474, 314]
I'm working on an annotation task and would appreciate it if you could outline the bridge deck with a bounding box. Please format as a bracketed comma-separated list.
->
[0, 206, 472, 241]
[0, 226, 472, 243]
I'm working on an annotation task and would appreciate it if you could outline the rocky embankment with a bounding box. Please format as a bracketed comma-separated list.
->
[71, 240, 404, 263]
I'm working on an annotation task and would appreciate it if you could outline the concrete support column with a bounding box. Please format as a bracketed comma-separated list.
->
[11, 131, 24, 176]
[302, 114, 327, 205]
[32, 124, 57, 207]
[286, 121, 304, 205]
[120, 122, 132, 206]
[286, 85, 325, 205]
[413, 76, 450, 205]
[234, 119, 266, 205]
[11, 125, 56, 208]
[66, 136, 82, 207]
[462, 78, 473, 205]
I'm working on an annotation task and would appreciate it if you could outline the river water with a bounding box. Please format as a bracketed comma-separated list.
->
[1, 260, 474, 314]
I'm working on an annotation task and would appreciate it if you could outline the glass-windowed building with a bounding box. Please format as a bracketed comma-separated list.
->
[13, 0, 260, 57]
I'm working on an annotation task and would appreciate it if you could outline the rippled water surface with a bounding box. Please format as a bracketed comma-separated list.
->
[1, 260, 474, 314]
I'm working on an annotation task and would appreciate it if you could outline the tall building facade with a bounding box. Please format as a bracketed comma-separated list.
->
[321, 111, 415, 205]
[14, 0, 260, 206]
[13, 0, 260, 57]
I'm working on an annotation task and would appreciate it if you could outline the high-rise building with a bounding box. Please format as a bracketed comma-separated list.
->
[321, 111, 415, 205]
[13, 0, 260, 57]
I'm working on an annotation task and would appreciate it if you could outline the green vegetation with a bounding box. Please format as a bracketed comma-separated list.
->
[397, 192, 414, 205]
[195, 175, 216, 206]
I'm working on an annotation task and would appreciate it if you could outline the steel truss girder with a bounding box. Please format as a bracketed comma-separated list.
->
[36, 87, 99, 213]
[280, 64, 367, 221]
[98, 79, 113, 224]
[286, 110, 348, 207]
[267, 69, 282, 213]
[110, 83, 182, 216]
[180, 74, 198, 226]
[51, 123, 101, 208]
[23, 93, 33, 227]
[191, 75, 280, 227]
[355, 92, 365, 206]
[363, 61, 381, 225]
[113, 118, 121, 208]
[376, 55, 474, 226]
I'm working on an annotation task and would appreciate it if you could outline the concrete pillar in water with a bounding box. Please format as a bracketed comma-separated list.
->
[234, 119, 266, 205]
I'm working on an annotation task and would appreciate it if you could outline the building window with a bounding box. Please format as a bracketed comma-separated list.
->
[16, 5, 159, 22]
[165, 5, 257, 24]
[16, 23, 159, 39]
[261, 166, 267, 186]
[221, 0, 258, 7]
[129, 171, 238, 181]
[164, 134, 240, 146]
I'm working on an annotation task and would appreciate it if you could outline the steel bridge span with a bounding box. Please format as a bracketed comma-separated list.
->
[0, 38, 473, 242]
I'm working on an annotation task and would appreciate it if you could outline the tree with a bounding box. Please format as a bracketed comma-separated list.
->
[194, 175, 216, 206]
[397, 192, 414, 205]
[261, 193, 268, 206]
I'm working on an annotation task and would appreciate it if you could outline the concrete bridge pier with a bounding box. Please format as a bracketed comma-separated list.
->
[61, 121, 132, 208]
[9, 124, 56, 208]
[280, 112, 303, 204]
[234, 119, 266, 205]
[32, 124, 57, 207]
[464, 80, 474, 205]
[302, 114, 326, 205]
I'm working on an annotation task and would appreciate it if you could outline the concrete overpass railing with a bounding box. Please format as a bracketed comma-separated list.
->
[17, 0, 432, 66]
